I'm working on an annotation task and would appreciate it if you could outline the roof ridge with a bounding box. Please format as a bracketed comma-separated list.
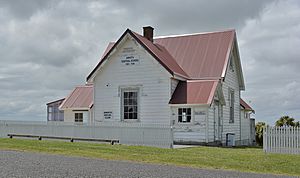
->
[129, 30, 189, 78]
[75, 85, 93, 88]
[98, 29, 235, 44]
[187, 79, 219, 82]
[154, 29, 235, 39]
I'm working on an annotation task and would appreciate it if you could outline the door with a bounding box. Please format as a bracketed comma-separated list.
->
[214, 101, 222, 141]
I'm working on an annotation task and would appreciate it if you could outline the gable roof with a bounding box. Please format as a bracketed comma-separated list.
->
[240, 98, 254, 112]
[86, 28, 245, 105]
[169, 80, 219, 105]
[87, 29, 239, 82]
[87, 29, 188, 81]
[59, 85, 93, 109]
[131, 31, 188, 78]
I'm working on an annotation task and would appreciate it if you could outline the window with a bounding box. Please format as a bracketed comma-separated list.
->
[48, 106, 53, 121]
[245, 112, 250, 119]
[178, 108, 191, 123]
[75, 113, 83, 123]
[229, 57, 234, 72]
[47, 100, 64, 122]
[229, 90, 234, 123]
[122, 90, 138, 120]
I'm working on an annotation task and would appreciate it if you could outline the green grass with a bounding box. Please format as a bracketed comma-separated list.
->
[0, 138, 299, 176]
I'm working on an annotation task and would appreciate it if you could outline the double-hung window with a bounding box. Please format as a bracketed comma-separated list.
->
[178, 108, 191, 123]
[122, 89, 138, 120]
[75, 113, 83, 123]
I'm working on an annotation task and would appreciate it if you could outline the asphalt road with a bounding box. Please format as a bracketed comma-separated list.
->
[0, 150, 296, 178]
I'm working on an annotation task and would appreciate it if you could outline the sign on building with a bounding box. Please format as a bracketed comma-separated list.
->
[120, 47, 140, 66]
[104, 111, 113, 119]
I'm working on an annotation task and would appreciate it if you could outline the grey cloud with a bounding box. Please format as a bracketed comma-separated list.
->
[0, 0, 53, 19]
[240, 0, 300, 124]
[113, 0, 273, 34]
[0, 0, 299, 124]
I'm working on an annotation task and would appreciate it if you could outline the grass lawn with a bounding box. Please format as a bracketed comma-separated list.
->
[0, 138, 299, 176]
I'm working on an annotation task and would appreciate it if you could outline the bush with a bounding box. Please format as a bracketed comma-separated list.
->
[255, 122, 265, 146]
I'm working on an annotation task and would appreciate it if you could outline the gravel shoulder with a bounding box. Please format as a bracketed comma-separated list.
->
[0, 150, 296, 178]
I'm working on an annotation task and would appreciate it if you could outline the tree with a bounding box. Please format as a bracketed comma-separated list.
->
[275, 116, 296, 127]
[255, 122, 266, 146]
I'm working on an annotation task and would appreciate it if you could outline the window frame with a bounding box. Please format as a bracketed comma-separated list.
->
[244, 112, 250, 119]
[74, 112, 83, 123]
[121, 88, 140, 122]
[177, 107, 193, 124]
[47, 106, 53, 121]
[229, 89, 235, 123]
[229, 56, 235, 72]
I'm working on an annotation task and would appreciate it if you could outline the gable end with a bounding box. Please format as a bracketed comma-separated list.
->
[87, 29, 188, 82]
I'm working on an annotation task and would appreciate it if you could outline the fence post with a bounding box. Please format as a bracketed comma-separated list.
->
[170, 126, 174, 149]
[263, 126, 266, 153]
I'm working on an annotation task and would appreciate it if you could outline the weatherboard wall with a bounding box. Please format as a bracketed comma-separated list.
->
[240, 109, 251, 145]
[63, 109, 90, 124]
[221, 51, 241, 145]
[171, 106, 208, 143]
[93, 35, 172, 125]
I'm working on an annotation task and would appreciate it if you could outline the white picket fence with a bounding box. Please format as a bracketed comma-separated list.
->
[263, 126, 300, 154]
[0, 120, 173, 148]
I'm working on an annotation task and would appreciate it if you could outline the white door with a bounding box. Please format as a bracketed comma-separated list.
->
[214, 101, 222, 141]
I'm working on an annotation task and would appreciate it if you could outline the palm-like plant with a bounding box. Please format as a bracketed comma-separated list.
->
[255, 122, 266, 146]
[275, 116, 295, 127]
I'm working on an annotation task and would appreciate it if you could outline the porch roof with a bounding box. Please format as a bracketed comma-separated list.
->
[169, 80, 219, 105]
[240, 99, 254, 112]
[59, 85, 93, 110]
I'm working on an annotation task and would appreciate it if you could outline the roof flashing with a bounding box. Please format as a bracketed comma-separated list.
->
[154, 29, 235, 39]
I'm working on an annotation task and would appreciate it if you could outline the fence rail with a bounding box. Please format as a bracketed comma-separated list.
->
[0, 120, 173, 148]
[263, 126, 300, 154]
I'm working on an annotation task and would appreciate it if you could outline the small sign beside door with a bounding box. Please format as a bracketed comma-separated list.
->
[104, 111, 113, 119]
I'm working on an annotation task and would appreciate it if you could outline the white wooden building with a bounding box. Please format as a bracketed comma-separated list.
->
[47, 84, 94, 124]
[47, 26, 255, 146]
[240, 99, 255, 145]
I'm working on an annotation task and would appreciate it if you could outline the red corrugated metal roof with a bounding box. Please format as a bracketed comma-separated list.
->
[240, 99, 254, 112]
[169, 80, 219, 105]
[87, 29, 235, 79]
[131, 31, 188, 78]
[155, 30, 235, 79]
[93, 29, 235, 80]
[86, 28, 237, 105]
[59, 85, 93, 109]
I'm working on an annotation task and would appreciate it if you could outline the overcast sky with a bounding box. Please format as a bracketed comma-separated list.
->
[0, 0, 299, 124]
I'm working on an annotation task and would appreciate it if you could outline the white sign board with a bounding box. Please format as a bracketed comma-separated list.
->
[121, 56, 139, 66]
[120, 47, 140, 66]
[104, 111, 113, 119]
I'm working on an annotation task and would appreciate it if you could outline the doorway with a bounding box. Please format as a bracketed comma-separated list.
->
[214, 101, 222, 141]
